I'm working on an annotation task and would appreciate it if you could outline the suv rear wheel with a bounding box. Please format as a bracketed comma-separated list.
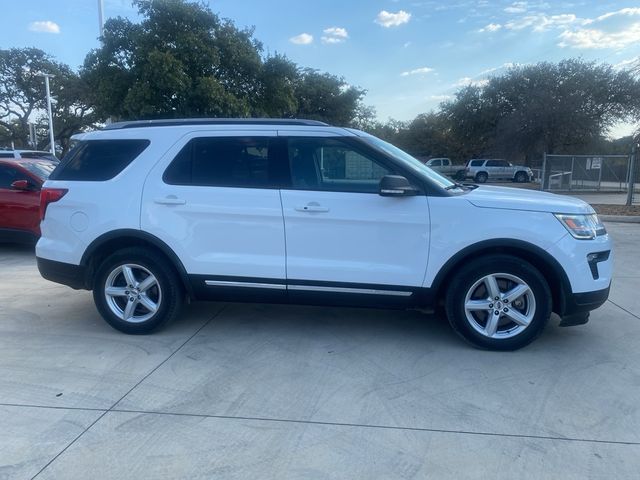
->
[475, 172, 488, 183]
[445, 255, 551, 350]
[93, 247, 183, 334]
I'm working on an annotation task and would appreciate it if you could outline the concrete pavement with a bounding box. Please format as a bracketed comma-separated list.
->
[0, 224, 639, 479]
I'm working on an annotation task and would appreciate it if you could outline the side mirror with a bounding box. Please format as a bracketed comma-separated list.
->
[379, 175, 419, 197]
[10, 180, 32, 191]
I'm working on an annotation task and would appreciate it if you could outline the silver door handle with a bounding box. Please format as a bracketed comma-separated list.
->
[154, 196, 186, 205]
[295, 205, 329, 213]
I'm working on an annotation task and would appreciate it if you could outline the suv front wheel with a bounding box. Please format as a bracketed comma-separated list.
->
[445, 255, 551, 350]
[93, 247, 183, 334]
[514, 171, 528, 183]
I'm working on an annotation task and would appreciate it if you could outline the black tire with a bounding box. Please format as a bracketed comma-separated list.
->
[92, 247, 183, 334]
[445, 254, 551, 351]
[475, 172, 488, 183]
[454, 170, 466, 181]
[514, 171, 528, 183]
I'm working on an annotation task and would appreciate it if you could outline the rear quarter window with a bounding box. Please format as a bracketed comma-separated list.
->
[50, 140, 150, 181]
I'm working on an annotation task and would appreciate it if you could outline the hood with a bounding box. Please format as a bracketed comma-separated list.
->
[465, 185, 594, 214]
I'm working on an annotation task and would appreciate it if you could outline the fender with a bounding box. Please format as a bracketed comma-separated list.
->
[429, 238, 572, 313]
[81, 229, 193, 296]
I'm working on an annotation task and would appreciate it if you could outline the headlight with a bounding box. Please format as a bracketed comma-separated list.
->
[554, 213, 606, 240]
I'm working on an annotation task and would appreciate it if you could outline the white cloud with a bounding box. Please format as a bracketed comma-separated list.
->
[429, 94, 452, 101]
[375, 10, 412, 28]
[289, 33, 313, 45]
[595, 7, 640, 22]
[321, 27, 348, 44]
[504, 2, 528, 14]
[557, 7, 640, 49]
[479, 62, 517, 75]
[401, 67, 435, 76]
[403, 41, 412, 48]
[505, 13, 585, 32]
[558, 23, 640, 49]
[453, 77, 489, 88]
[478, 23, 502, 33]
[28, 20, 60, 34]
[613, 56, 639, 70]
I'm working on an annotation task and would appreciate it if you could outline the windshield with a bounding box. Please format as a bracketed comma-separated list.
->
[18, 161, 56, 180]
[361, 136, 461, 191]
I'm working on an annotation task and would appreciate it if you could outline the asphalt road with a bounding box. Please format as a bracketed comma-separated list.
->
[1, 223, 639, 479]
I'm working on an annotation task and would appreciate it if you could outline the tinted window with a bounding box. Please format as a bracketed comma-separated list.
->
[430, 159, 441, 166]
[0, 153, 14, 158]
[470, 160, 484, 166]
[163, 136, 286, 188]
[288, 137, 392, 193]
[0, 165, 28, 188]
[486, 160, 504, 167]
[50, 140, 150, 181]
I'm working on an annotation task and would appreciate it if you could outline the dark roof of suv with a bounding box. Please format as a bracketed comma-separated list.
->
[104, 118, 330, 130]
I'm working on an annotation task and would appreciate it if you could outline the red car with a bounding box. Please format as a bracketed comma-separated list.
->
[0, 158, 57, 243]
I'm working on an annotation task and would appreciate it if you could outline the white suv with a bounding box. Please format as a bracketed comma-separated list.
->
[36, 119, 612, 350]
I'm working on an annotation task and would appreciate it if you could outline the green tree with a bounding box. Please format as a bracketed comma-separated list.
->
[439, 59, 640, 164]
[256, 54, 299, 117]
[293, 69, 366, 126]
[83, 0, 367, 125]
[0, 47, 96, 153]
[440, 85, 499, 161]
[83, 0, 258, 119]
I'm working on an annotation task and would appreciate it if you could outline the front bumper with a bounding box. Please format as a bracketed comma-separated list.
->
[558, 284, 610, 327]
[564, 285, 610, 316]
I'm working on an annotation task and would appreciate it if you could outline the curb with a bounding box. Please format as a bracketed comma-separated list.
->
[600, 215, 640, 223]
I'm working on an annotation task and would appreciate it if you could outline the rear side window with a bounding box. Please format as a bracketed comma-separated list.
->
[163, 136, 288, 188]
[50, 140, 150, 181]
[486, 160, 506, 167]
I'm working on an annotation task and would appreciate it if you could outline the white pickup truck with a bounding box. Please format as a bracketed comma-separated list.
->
[423, 158, 464, 179]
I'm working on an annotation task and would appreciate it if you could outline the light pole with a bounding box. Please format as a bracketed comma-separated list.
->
[38, 73, 56, 155]
[98, 0, 104, 37]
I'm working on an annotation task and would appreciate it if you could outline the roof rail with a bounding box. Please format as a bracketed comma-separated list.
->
[103, 118, 330, 130]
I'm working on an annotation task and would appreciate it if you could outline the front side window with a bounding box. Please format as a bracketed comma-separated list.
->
[470, 160, 484, 167]
[288, 137, 392, 193]
[163, 136, 286, 188]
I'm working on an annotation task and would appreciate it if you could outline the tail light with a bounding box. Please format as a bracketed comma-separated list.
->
[40, 188, 68, 221]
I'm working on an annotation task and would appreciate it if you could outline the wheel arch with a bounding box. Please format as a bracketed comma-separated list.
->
[431, 239, 571, 315]
[513, 170, 529, 181]
[80, 229, 193, 297]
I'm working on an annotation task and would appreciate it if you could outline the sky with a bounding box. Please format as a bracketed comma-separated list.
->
[2, 0, 640, 137]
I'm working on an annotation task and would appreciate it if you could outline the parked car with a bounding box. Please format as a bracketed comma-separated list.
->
[0, 149, 60, 163]
[423, 158, 465, 179]
[465, 159, 532, 183]
[36, 119, 611, 350]
[0, 158, 57, 243]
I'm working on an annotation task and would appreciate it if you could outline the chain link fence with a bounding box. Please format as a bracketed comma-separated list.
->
[541, 154, 631, 191]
